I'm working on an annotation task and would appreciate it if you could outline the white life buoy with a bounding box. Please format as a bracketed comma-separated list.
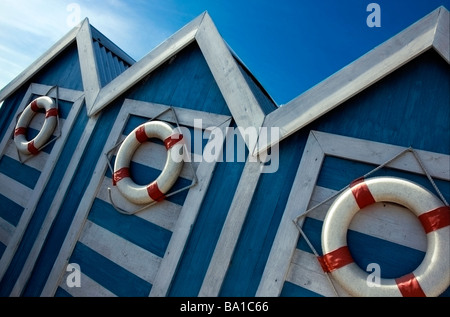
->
[320, 176, 450, 297]
[14, 96, 58, 155]
[113, 121, 184, 205]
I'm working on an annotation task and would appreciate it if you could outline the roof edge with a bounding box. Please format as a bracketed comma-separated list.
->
[256, 6, 449, 155]
[88, 11, 206, 116]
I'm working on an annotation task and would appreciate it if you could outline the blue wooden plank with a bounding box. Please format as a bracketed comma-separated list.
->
[0, 155, 40, 189]
[24, 127, 55, 154]
[219, 50, 449, 297]
[54, 287, 71, 297]
[0, 242, 6, 260]
[294, 215, 450, 296]
[0, 193, 23, 227]
[296, 217, 323, 255]
[280, 281, 323, 297]
[88, 198, 172, 258]
[310, 50, 450, 155]
[0, 86, 29, 142]
[219, 132, 307, 297]
[31, 42, 83, 92]
[126, 42, 230, 116]
[69, 241, 152, 297]
[297, 216, 426, 278]
[316, 156, 450, 198]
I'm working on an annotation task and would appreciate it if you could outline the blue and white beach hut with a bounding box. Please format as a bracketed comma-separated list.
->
[0, 7, 448, 297]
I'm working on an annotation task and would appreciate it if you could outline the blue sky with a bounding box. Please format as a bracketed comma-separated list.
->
[0, 0, 448, 105]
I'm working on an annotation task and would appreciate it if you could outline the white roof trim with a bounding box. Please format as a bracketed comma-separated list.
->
[88, 13, 204, 117]
[196, 13, 266, 138]
[0, 22, 80, 102]
[76, 18, 102, 111]
[256, 6, 450, 155]
[89, 11, 266, 152]
[0, 18, 134, 114]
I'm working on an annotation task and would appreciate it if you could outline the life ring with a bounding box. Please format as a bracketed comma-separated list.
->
[113, 121, 184, 205]
[14, 96, 58, 155]
[320, 176, 450, 297]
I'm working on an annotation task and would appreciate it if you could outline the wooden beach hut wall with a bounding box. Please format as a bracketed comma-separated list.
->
[0, 6, 448, 297]
[0, 18, 135, 296]
[0, 12, 277, 297]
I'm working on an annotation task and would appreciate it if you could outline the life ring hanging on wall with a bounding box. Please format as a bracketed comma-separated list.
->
[113, 120, 184, 205]
[14, 96, 58, 155]
[320, 176, 450, 297]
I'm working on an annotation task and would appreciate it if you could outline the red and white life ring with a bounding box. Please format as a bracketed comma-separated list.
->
[113, 121, 184, 205]
[14, 96, 58, 155]
[320, 177, 450, 297]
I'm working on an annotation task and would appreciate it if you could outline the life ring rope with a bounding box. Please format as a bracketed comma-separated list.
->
[319, 176, 450, 297]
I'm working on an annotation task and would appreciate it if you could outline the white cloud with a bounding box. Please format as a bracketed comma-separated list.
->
[0, 0, 180, 91]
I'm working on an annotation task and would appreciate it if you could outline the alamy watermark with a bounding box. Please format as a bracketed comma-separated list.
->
[66, 3, 82, 28]
[66, 263, 81, 288]
[366, 3, 381, 28]
[169, 119, 280, 173]
[366, 262, 381, 287]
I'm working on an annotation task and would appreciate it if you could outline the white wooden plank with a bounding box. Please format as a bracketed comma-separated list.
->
[121, 99, 232, 130]
[433, 7, 450, 62]
[78, 220, 162, 284]
[76, 19, 101, 112]
[313, 130, 450, 181]
[196, 13, 265, 154]
[149, 120, 231, 297]
[59, 272, 116, 297]
[97, 177, 181, 232]
[4, 140, 48, 171]
[31, 83, 84, 102]
[7, 91, 86, 296]
[0, 173, 33, 207]
[257, 7, 443, 155]
[25, 113, 66, 134]
[199, 158, 262, 296]
[89, 13, 205, 116]
[0, 88, 34, 159]
[0, 217, 15, 247]
[42, 102, 225, 296]
[286, 249, 351, 297]
[257, 131, 325, 296]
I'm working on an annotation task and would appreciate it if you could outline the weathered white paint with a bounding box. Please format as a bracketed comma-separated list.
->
[258, 130, 450, 297]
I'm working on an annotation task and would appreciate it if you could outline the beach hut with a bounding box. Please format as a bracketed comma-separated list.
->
[0, 7, 448, 297]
